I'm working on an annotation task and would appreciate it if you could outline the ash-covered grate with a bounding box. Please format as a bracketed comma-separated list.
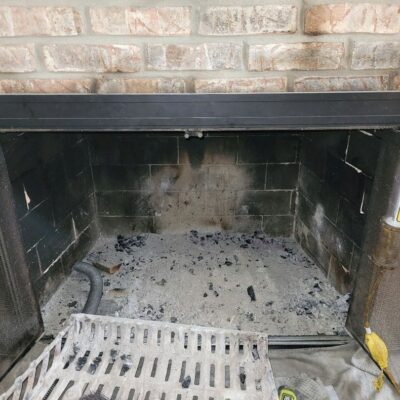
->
[1, 314, 278, 400]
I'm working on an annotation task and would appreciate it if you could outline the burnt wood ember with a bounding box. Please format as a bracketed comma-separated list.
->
[182, 375, 192, 389]
[115, 234, 147, 254]
[247, 286, 256, 301]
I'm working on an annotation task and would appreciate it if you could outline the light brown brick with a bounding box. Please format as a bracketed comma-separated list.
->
[97, 78, 187, 93]
[147, 43, 242, 71]
[294, 76, 389, 92]
[0, 79, 93, 93]
[195, 77, 287, 93]
[199, 6, 297, 35]
[0, 45, 35, 72]
[90, 7, 191, 36]
[0, 6, 82, 37]
[305, 3, 400, 34]
[248, 42, 344, 71]
[351, 42, 400, 70]
[393, 75, 400, 90]
[43, 44, 142, 72]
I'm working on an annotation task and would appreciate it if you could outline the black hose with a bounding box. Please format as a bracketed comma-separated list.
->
[73, 262, 103, 314]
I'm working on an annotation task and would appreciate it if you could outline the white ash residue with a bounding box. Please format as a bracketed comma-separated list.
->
[41, 231, 349, 337]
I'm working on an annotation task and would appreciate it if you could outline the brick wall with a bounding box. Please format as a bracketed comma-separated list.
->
[0, 133, 97, 304]
[90, 133, 300, 235]
[0, 1, 399, 93]
[295, 131, 381, 294]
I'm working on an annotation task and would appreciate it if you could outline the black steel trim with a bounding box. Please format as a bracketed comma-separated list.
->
[0, 92, 399, 131]
[269, 335, 352, 349]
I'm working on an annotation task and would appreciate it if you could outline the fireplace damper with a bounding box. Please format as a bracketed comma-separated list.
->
[0, 93, 400, 397]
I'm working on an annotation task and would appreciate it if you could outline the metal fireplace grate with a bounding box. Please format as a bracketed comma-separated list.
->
[0, 314, 278, 400]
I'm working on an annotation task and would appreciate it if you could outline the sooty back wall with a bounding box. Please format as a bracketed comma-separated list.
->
[89, 132, 300, 236]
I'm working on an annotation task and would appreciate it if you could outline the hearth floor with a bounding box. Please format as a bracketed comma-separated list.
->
[41, 232, 349, 337]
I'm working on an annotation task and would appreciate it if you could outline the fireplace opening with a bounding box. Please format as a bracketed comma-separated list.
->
[1, 121, 400, 398]
[0, 130, 380, 335]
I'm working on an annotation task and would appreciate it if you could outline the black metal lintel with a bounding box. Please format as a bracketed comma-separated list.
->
[0, 92, 399, 131]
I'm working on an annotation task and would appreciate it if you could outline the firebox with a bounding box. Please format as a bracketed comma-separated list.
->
[0, 93, 400, 399]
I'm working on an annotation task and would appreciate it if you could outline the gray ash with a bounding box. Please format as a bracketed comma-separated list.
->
[289, 298, 320, 318]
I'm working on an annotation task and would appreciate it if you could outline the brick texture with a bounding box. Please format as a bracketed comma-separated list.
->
[43, 44, 142, 72]
[351, 42, 400, 70]
[0, 2, 399, 92]
[248, 42, 344, 71]
[0, 79, 93, 93]
[195, 77, 287, 93]
[90, 7, 191, 36]
[305, 3, 400, 35]
[2, 133, 96, 302]
[199, 6, 297, 35]
[91, 133, 298, 235]
[0, 6, 82, 37]
[147, 43, 242, 71]
[97, 78, 187, 93]
[0, 45, 35, 72]
[296, 131, 381, 293]
[294, 76, 389, 92]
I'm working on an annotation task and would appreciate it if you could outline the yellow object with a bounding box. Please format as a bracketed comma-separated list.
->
[364, 327, 400, 393]
[278, 386, 297, 400]
[365, 327, 388, 391]
[397, 207, 400, 223]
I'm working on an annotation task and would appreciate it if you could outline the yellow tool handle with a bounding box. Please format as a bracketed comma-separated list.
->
[278, 387, 297, 400]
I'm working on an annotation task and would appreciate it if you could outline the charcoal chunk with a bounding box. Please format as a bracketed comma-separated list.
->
[182, 375, 191, 389]
[247, 286, 256, 301]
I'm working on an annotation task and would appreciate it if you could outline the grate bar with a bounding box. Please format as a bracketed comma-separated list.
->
[0, 314, 278, 400]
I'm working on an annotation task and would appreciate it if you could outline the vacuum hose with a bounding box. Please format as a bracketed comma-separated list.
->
[73, 262, 103, 314]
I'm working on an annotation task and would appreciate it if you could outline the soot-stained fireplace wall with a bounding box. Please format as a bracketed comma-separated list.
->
[296, 131, 381, 294]
[0, 130, 380, 303]
[91, 133, 300, 236]
[0, 133, 97, 305]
